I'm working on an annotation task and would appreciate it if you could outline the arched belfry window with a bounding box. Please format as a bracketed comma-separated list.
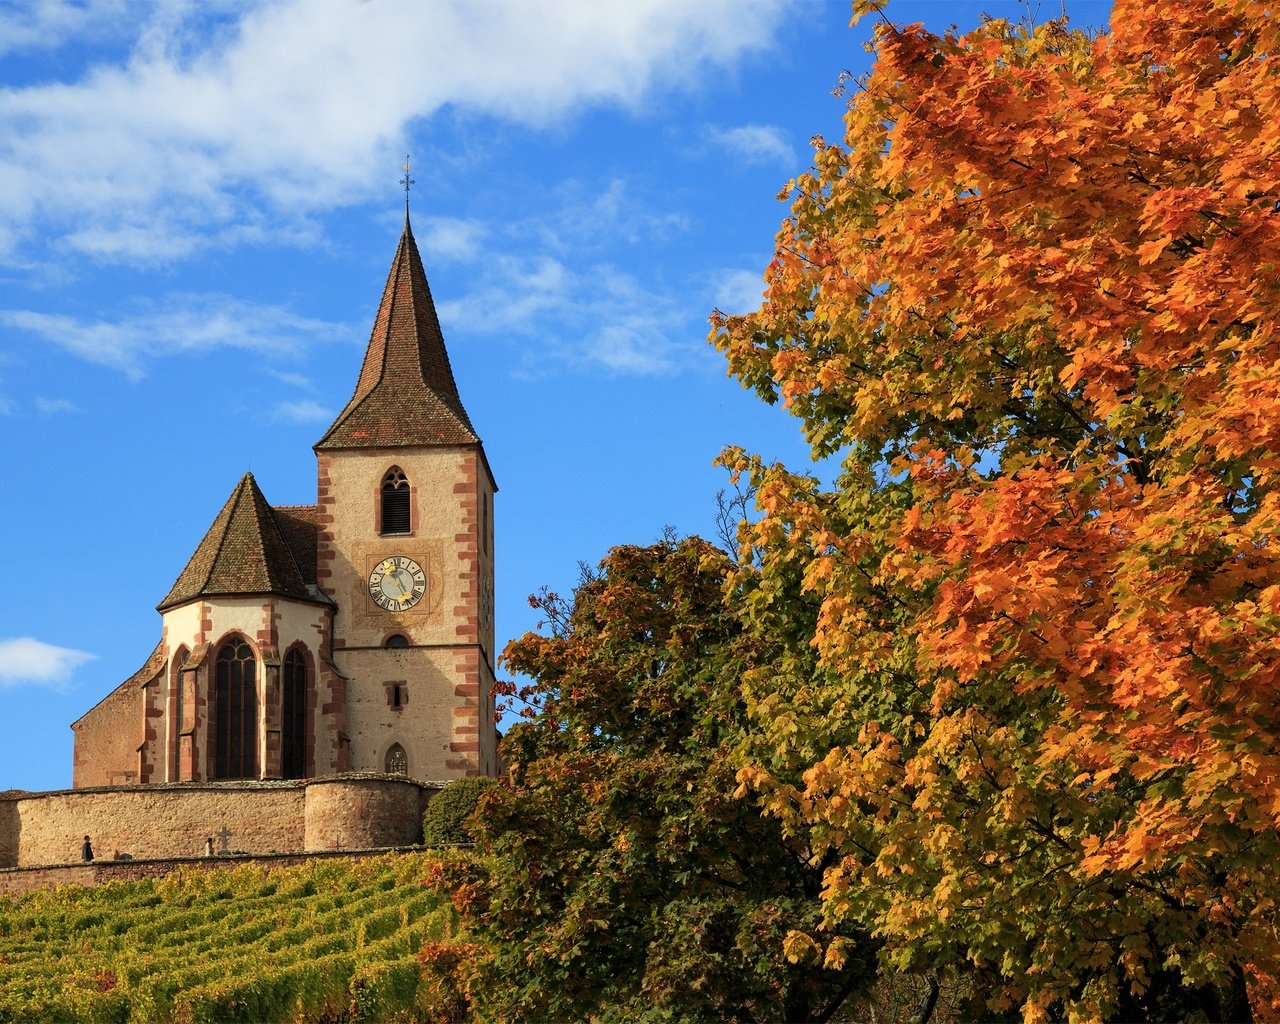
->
[282, 649, 307, 780]
[213, 638, 258, 780]
[381, 468, 410, 535]
[385, 743, 408, 776]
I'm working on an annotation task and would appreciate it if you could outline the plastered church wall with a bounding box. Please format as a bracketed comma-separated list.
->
[158, 596, 339, 782]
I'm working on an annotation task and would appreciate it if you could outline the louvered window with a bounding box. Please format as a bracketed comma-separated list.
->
[381, 468, 410, 535]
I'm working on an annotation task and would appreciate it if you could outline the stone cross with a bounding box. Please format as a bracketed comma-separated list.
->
[216, 825, 231, 855]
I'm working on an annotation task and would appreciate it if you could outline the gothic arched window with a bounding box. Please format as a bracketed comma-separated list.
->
[213, 638, 258, 780]
[282, 648, 307, 780]
[385, 743, 408, 776]
[381, 468, 410, 535]
[171, 647, 189, 782]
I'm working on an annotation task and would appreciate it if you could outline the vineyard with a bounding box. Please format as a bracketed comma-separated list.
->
[0, 853, 453, 1023]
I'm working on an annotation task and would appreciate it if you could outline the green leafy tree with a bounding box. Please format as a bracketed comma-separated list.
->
[423, 777, 500, 846]
[427, 536, 872, 1023]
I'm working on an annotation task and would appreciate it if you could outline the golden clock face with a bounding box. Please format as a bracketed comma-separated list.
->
[368, 556, 426, 612]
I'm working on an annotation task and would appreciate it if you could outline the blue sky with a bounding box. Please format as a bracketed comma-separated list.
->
[0, 0, 1110, 792]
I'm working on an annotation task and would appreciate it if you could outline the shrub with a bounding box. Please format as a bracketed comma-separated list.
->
[422, 777, 498, 846]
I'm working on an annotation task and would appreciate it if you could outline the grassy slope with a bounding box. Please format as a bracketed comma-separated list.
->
[0, 853, 452, 1024]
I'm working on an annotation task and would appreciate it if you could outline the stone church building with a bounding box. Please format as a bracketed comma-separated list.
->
[70, 214, 499, 790]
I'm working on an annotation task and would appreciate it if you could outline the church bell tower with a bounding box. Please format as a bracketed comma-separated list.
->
[313, 212, 498, 779]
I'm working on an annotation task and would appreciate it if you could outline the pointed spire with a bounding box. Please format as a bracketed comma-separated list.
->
[157, 473, 313, 610]
[316, 218, 478, 450]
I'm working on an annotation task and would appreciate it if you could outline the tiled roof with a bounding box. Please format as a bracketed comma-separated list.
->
[272, 505, 319, 585]
[157, 474, 315, 611]
[316, 215, 479, 450]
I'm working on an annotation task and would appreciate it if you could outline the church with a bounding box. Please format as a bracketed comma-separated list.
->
[69, 211, 499, 790]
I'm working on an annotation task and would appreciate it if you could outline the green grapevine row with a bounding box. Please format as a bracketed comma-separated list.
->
[0, 853, 455, 1023]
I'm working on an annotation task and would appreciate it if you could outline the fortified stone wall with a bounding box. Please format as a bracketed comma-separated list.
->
[0, 775, 437, 869]
[303, 777, 425, 852]
[0, 847, 426, 898]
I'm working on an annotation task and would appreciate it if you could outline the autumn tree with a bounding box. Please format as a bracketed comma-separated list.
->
[713, 1, 1280, 1019]
[429, 537, 873, 1023]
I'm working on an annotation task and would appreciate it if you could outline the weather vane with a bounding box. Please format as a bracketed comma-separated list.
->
[400, 155, 415, 212]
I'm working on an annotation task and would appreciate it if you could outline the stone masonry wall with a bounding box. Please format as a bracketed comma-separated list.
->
[0, 775, 436, 869]
[0, 847, 426, 898]
[303, 777, 423, 852]
[72, 668, 147, 788]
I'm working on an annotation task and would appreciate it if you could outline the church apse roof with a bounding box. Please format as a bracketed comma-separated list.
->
[157, 474, 317, 611]
[315, 215, 479, 450]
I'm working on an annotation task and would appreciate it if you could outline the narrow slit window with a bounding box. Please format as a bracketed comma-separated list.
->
[381, 468, 410, 535]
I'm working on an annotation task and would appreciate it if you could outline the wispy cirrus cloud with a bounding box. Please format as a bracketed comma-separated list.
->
[272, 399, 332, 424]
[0, 0, 133, 58]
[711, 267, 768, 315]
[34, 397, 80, 415]
[0, 297, 352, 379]
[0, 0, 785, 265]
[708, 123, 797, 167]
[0, 637, 95, 690]
[266, 369, 319, 392]
[430, 176, 714, 376]
[421, 218, 488, 264]
[440, 254, 690, 376]
[535, 178, 690, 254]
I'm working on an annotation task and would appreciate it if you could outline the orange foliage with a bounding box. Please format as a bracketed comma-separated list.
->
[716, 1, 1280, 1019]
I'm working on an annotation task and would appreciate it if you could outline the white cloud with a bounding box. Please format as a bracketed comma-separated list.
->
[421, 218, 488, 264]
[0, 0, 785, 264]
[273, 399, 332, 424]
[267, 369, 317, 392]
[440, 255, 687, 376]
[0, 297, 352, 379]
[538, 178, 690, 254]
[0, 0, 133, 58]
[34, 396, 79, 414]
[439, 256, 572, 334]
[0, 637, 95, 689]
[712, 268, 767, 315]
[708, 123, 797, 167]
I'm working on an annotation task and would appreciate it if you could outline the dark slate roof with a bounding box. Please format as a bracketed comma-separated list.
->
[316, 214, 478, 450]
[157, 474, 315, 611]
